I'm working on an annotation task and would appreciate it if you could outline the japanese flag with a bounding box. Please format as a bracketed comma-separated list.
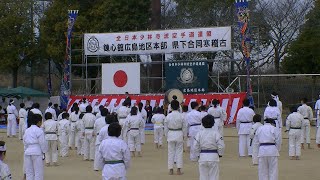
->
[102, 63, 140, 94]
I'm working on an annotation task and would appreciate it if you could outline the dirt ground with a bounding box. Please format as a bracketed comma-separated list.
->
[2, 127, 320, 180]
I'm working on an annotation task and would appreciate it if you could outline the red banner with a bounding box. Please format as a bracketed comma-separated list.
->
[69, 93, 246, 124]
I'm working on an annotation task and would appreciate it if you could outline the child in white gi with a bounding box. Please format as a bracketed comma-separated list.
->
[286, 106, 303, 160]
[96, 123, 131, 180]
[117, 102, 130, 139]
[82, 105, 96, 161]
[6, 99, 18, 138]
[23, 113, 48, 180]
[125, 107, 144, 157]
[97, 115, 117, 145]
[297, 98, 313, 149]
[186, 101, 202, 161]
[194, 115, 225, 180]
[249, 114, 263, 165]
[19, 103, 27, 140]
[94, 108, 108, 171]
[164, 100, 187, 175]
[264, 99, 282, 151]
[58, 113, 70, 157]
[199, 106, 208, 119]
[151, 107, 166, 148]
[255, 118, 281, 180]
[208, 99, 227, 136]
[75, 113, 85, 155]
[69, 106, 80, 150]
[0, 141, 11, 180]
[236, 99, 255, 157]
[138, 102, 147, 145]
[43, 112, 58, 166]
[181, 105, 190, 152]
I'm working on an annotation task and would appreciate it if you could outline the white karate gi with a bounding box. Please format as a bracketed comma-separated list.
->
[316, 119, 320, 145]
[117, 106, 130, 139]
[69, 112, 80, 149]
[151, 114, 166, 145]
[79, 102, 89, 113]
[97, 124, 110, 144]
[96, 137, 131, 180]
[138, 109, 147, 144]
[286, 112, 303, 157]
[93, 105, 100, 114]
[6, 104, 18, 137]
[164, 111, 187, 169]
[186, 109, 202, 161]
[94, 116, 107, 170]
[181, 112, 190, 148]
[250, 122, 263, 165]
[200, 111, 208, 119]
[298, 104, 313, 144]
[193, 128, 225, 180]
[19, 108, 27, 140]
[0, 160, 11, 180]
[83, 113, 96, 160]
[264, 106, 282, 150]
[23, 125, 48, 180]
[75, 118, 85, 155]
[255, 123, 281, 180]
[43, 119, 58, 164]
[208, 106, 227, 136]
[58, 119, 70, 157]
[125, 115, 144, 152]
[315, 98, 320, 124]
[236, 106, 255, 156]
[45, 107, 57, 121]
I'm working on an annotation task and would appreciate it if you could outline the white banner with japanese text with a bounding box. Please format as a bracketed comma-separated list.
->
[84, 27, 231, 55]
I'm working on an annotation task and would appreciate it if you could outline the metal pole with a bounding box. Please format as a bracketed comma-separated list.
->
[85, 55, 88, 94]
[257, 27, 261, 108]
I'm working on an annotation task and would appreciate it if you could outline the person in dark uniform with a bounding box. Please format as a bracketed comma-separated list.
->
[124, 92, 131, 108]
[144, 100, 153, 123]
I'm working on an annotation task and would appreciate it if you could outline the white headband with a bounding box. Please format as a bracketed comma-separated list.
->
[0, 145, 6, 151]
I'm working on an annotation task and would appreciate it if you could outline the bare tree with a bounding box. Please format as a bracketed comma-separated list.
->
[256, 0, 314, 73]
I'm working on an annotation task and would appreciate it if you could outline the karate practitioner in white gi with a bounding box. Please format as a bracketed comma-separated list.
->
[43, 112, 59, 166]
[75, 113, 85, 155]
[164, 100, 187, 175]
[208, 99, 227, 136]
[0, 141, 11, 180]
[97, 115, 117, 145]
[151, 107, 166, 148]
[19, 103, 28, 140]
[45, 102, 57, 121]
[96, 123, 131, 180]
[138, 102, 147, 144]
[23, 114, 48, 180]
[186, 101, 202, 161]
[82, 105, 96, 161]
[236, 99, 255, 157]
[199, 106, 208, 119]
[194, 114, 225, 180]
[297, 98, 313, 149]
[79, 98, 89, 113]
[68, 106, 80, 150]
[250, 114, 263, 165]
[94, 108, 108, 171]
[264, 99, 282, 151]
[285, 106, 303, 160]
[6, 99, 18, 138]
[125, 107, 144, 157]
[255, 118, 281, 180]
[117, 102, 130, 139]
[181, 105, 190, 152]
[58, 113, 70, 157]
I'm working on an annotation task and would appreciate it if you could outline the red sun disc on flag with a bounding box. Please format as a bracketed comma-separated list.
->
[113, 70, 128, 87]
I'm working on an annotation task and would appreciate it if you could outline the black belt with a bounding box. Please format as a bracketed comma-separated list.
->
[71, 121, 77, 123]
[200, 150, 218, 153]
[20, 117, 25, 118]
[304, 118, 309, 119]
[214, 117, 220, 119]
[260, 143, 275, 146]
[45, 132, 56, 134]
[240, 122, 252, 123]
[105, 160, 124, 164]
[85, 127, 94, 129]
[190, 123, 201, 127]
[130, 128, 139, 130]
[168, 128, 182, 131]
[290, 127, 301, 129]
[8, 113, 13, 114]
